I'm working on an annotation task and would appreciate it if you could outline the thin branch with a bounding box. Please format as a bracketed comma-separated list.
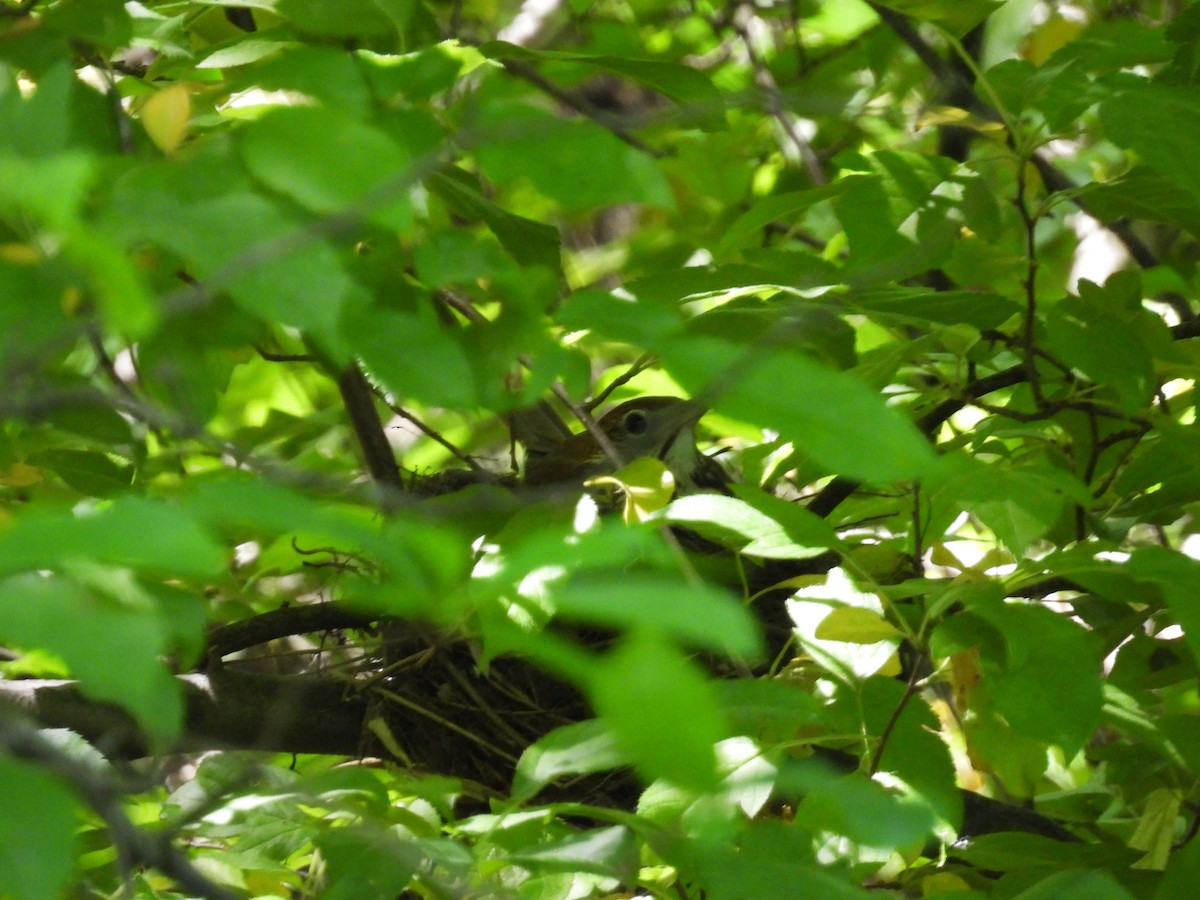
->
[0, 708, 241, 900]
[495, 58, 669, 158]
[730, 3, 826, 184]
[867, 658, 924, 777]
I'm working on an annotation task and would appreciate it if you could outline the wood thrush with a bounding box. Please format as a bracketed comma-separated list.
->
[522, 396, 728, 493]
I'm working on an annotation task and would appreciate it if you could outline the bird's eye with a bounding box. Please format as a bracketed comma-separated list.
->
[623, 410, 648, 435]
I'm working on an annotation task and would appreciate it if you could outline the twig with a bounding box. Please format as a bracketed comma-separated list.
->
[586, 353, 656, 411]
[730, 3, 826, 184]
[495, 58, 669, 159]
[0, 708, 242, 900]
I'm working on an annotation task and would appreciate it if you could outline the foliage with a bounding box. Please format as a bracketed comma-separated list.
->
[2, 0, 1200, 897]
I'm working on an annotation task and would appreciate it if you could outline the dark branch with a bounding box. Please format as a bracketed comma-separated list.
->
[337, 364, 404, 491]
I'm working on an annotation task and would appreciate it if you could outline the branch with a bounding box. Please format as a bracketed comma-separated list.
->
[869, 3, 1165, 275]
[0, 707, 242, 900]
[4, 673, 1082, 843]
[206, 603, 378, 660]
[337, 364, 404, 491]
[495, 58, 668, 158]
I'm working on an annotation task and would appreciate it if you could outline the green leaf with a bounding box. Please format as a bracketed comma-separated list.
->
[554, 572, 760, 659]
[1128, 547, 1200, 668]
[28, 448, 132, 497]
[971, 601, 1103, 757]
[474, 102, 672, 212]
[794, 771, 937, 850]
[275, 0, 404, 39]
[316, 826, 417, 900]
[1012, 869, 1136, 900]
[814, 606, 901, 643]
[342, 303, 477, 409]
[1102, 80, 1200, 206]
[662, 335, 936, 482]
[718, 185, 847, 254]
[928, 456, 1085, 555]
[0, 497, 225, 580]
[590, 631, 725, 791]
[427, 168, 561, 270]
[1084, 167, 1200, 236]
[104, 159, 355, 338]
[505, 825, 639, 881]
[0, 758, 77, 900]
[715, 680, 827, 743]
[788, 569, 902, 683]
[480, 41, 726, 131]
[661, 489, 839, 559]
[239, 106, 436, 232]
[871, 0, 1001, 34]
[513, 719, 624, 800]
[1045, 276, 1169, 413]
[848, 287, 1020, 329]
[0, 574, 183, 741]
[857, 676, 962, 830]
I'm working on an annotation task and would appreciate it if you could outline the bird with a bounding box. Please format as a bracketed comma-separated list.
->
[521, 396, 728, 494]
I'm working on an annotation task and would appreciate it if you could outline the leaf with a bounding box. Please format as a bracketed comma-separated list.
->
[1044, 277, 1168, 413]
[794, 772, 938, 850]
[29, 448, 131, 497]
[848, 287, 1020, 329]
[662, 335, 936, 482]
[787, 569, 902, 682]
[139, 84, 191, 154]
[0, 497, 225, 580]
[971, 601, 1103, 758]
[0, 574, 183, 741]
[1101, 80, 1200, 207]
[661, 490, 838, 559]
[871, 0, 1002, 34]
[513, 719, 624, 800]
[505, 826, 639, 881]
[814, 606, 901, 643]
[1012, 869, 1136, 900]
[316, 827, 417, 900]
[590, 631, 725, 791]
[1127, 547, 1200, 668]
[474, 102, 672, 212]
[553, 571, 760, 659]
[239, 106, 439, 232]
[342, 303, 477, 409]
[927, 456, 1086, 555]
[718, 185, 848, 253]
[480, 41, 726, 131]
[427, 168, 561, 270]
[0, 759, 77, 900]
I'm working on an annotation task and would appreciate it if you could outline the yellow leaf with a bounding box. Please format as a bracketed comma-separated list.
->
[921, 872, 972, 895]
[141, 85, 192, 155]
[0, 462, 42, 487]
[588, 457, 675, 524]
[876, 650, 902, 677]
[814, 606, 901, 643]
[0, 243, 41, 264]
